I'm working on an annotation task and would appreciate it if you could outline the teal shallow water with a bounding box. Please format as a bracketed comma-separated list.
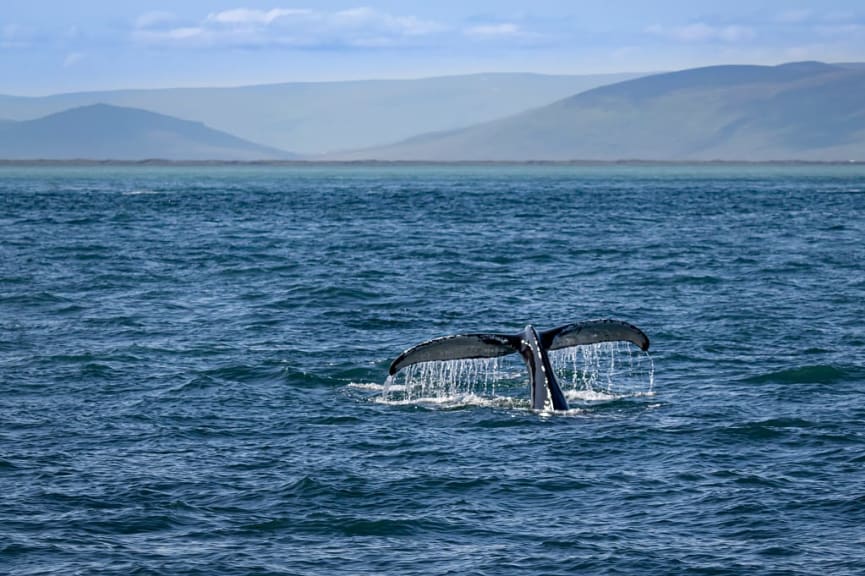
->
[1, 164, 864, 575]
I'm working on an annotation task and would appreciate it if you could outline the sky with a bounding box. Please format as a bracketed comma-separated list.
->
[2, 0, 864, 95]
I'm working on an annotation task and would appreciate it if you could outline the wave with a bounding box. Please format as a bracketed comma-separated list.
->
[565, 388, 655, 402]
[374, 391, 527, 410]
[352, 382, 532, 410]
[351, 381, 652, 414]
[122, 189, 161, 195]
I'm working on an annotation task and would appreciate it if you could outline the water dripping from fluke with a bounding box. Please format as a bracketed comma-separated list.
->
[550, 341, 655, 401]
[379, 342, 654, 411]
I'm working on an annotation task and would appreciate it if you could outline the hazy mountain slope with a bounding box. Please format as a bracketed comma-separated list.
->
[337, 62, 865, 161]
[0, 73, 642, 155]
[0, 104, 291, 160]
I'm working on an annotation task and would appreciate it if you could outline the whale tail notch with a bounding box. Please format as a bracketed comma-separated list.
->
[388, 319, 649, 376]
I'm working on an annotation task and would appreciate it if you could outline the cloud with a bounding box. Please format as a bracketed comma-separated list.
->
[63, 51, 85, 67]
[646, 23, 756, 43]
[135, 11, 179, 29]
[165, 27, 204, 41]
[463, 23, 522, 39]
[134, 6, 444, 49]
[205, 8, 312, 25]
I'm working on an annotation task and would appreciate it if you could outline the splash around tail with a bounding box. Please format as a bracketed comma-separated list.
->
[388, 319, 650, 411]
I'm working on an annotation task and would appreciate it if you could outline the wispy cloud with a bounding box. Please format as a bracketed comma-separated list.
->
[646, 23, 756, 43]
[63, 51, 84, 67]
[463, 23, 522, 39]
[205, 8, 312, 25]
[135, 11, 179, 29]
[134, 6, 445, 49]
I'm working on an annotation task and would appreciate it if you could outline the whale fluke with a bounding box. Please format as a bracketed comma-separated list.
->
[388, 333, 519, 375]
[388, 319, 650, 410]
[541, 319, 649, 352]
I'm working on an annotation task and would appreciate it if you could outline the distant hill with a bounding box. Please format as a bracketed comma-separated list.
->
[334, 62, 865, 162]
[0, 73, 642, 155]
[0, 104, 292, 161]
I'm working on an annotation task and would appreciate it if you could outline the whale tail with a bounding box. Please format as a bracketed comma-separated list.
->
[540, 319, 650, 353]
[388, 319, 649, 376]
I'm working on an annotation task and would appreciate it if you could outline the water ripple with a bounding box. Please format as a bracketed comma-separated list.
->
[1, 164, 864, 575]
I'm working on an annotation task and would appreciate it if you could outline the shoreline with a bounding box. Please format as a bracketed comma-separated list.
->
[0, 158, 862, 167]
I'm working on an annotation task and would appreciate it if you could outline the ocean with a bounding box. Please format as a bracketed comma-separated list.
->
[1, 164, 863, 575]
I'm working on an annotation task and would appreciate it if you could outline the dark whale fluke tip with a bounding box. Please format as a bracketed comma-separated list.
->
[388, 319, 650, 410]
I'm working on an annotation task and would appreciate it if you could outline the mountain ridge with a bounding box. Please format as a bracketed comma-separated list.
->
[3, 63, 864, 162]
[330, 62, 865, 162]
[0, 103, 292, 161]
[0, 73, 643, 155]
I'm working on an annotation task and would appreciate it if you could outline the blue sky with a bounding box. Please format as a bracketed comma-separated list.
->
[2, 1, 864, 95]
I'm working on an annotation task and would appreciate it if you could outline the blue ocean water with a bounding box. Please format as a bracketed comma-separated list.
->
[1, 164, 864, 575]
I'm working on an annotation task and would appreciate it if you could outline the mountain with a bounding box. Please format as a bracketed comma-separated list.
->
[334, 62, 865, 162]
[0, 73, 642, 155]
[0, 104, 292, 161]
